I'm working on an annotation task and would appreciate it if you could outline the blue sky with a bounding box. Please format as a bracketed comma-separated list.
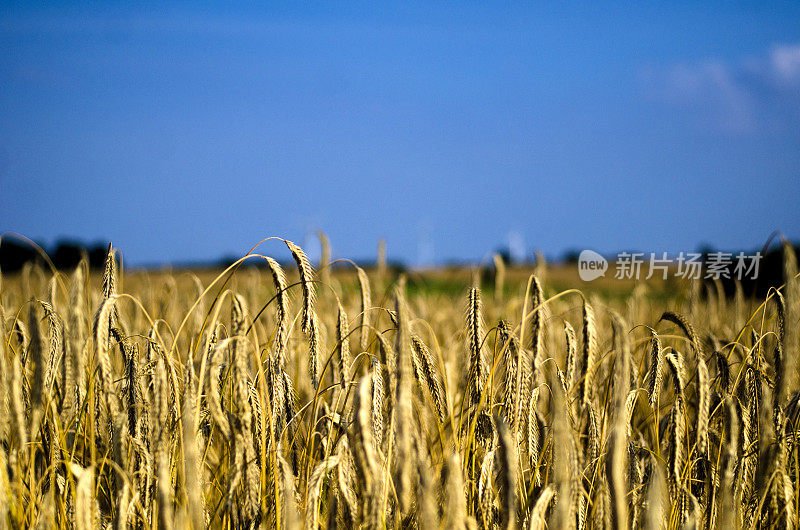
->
[1, 2, 799, 266]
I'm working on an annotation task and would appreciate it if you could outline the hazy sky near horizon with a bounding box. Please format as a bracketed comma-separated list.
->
[1, 2, 799, 266]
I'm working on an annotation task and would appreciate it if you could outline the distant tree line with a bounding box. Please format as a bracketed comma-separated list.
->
[0, 238, 111, 272]
[2, 236, 797, 300]
[716, 243, 799, 299]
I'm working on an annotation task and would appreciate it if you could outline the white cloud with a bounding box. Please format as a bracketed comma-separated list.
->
[642, 43, 800, 134]
[768, 44, 800, 85]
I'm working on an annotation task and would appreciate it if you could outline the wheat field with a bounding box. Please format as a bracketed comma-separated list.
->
[0, 236, 798, 529]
